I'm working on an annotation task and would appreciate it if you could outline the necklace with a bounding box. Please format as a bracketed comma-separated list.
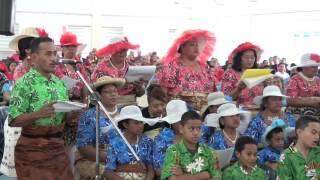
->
[100, 106, 118, 116]
[109, 59, 126, 71]
[223, 129, 238, 144]
[240, 164, 257, 175]
[299, 72, 316, 82]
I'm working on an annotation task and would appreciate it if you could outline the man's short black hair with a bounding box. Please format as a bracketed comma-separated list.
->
[30, 37, 53, 53]
[296, 115, 320, 131]
[180, 111, 202, 125]
[235, 136, 257, 153]
[266, 127, 283, 141]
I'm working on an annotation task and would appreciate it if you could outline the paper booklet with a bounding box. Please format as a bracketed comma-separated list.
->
[61, 76, 80, 90]
[125, 66, 156, 82]
[240, 69, 273, 88]
[53, 100, 87, 112]
[216, 148, 234, 168]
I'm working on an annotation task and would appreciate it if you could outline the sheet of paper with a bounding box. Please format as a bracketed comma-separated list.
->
[61, 76, 80, 90]
[53, 100, 86, 112]
[242, 74, 273, 88]
[216, 148, 234, 168]
[125, 66, 156, 82]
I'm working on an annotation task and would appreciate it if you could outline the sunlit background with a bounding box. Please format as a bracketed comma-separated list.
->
[1, 0, 320, 65]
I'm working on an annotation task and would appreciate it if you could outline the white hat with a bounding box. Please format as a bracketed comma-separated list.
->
[205, 103, 242, 128]
[292, 53, 320, 69]
[162, 100, 188, 124]
[205, 103, 251, 133]
[253, 85, 287, 106]
[202, 92, 228, 112]
[115, 105, 159, 126]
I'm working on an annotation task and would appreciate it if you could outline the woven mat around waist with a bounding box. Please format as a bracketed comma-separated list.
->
[176, 92, 208, 111]
[115, 163, 147, 173]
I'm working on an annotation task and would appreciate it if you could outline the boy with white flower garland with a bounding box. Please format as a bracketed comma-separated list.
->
[277, 115, 320, 180]
[161, 111, 221, 180]
[222, 136, 267, 179]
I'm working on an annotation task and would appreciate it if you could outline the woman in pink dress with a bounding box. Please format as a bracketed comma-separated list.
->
[155, 30, 216, 110]
[286, 53, 320, 116]
[92, 37, 145, 105]
[221, 42, 264, 107]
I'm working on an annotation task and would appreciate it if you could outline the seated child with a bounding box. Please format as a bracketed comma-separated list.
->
[153, 100, 188, 177]
[104, 106, 154, 180]
[258, 119, 286, 170]
[222, 136, 267, 179]
[277, 115, 320, 180]
[161, 111, 221, 180]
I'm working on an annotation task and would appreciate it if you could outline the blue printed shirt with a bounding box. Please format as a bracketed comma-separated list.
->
[106, 134, 153, 170]
[76, 107, 118, 148]
[153, 127, 175, 170]
[208, 130, 237, 161]
[257, 146, 282, 165]
[244, 112, 296, 144]
[200, 124, 215, 144]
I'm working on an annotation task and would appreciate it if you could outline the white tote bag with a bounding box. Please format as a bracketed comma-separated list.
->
[0, 117, 21, 177]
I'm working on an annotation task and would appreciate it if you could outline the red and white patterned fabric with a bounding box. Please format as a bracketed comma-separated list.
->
[286, 74, 320, 97]
[55, 64, 90, 99]
[155, 59, 216, 93]
[91, 60, 135, 95]
[221, 69, 263, 106]
[13, 63, 30, 83]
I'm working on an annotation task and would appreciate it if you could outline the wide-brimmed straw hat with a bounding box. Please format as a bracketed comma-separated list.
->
[115, 105, 159, 126]
[92, 76, 125, 89]
[291, 53, 320, 69]
[228, 42, 263, 63]
[96, 37, 139, 58]
[162, 29, 216, 65]
[253, 85, 287, 106]
[162, 100, 188, 124]
[9, 27, 48, 51]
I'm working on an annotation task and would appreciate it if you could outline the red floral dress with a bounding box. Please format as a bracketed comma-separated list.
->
[91, 60, 135, 95]
[13, 63, 30, 83]
[55, 64, 90, 100]
[221, 69, 263, 106]
[286, 73, 320, 116]
[286, 74, 320, 97]
[155, 59, 216, 93]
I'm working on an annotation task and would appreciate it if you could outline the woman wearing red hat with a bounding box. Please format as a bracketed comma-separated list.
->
[55, 32, 90, 102]
[155, 29, 216, 110]
[221, 42, 264, 106]
[92, 37, 145, 105]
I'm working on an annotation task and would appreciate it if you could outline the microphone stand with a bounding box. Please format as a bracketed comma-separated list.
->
[74, 67, 142, 180]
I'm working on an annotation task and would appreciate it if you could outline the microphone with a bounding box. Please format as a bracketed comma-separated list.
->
[56, 59, 82, 65]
